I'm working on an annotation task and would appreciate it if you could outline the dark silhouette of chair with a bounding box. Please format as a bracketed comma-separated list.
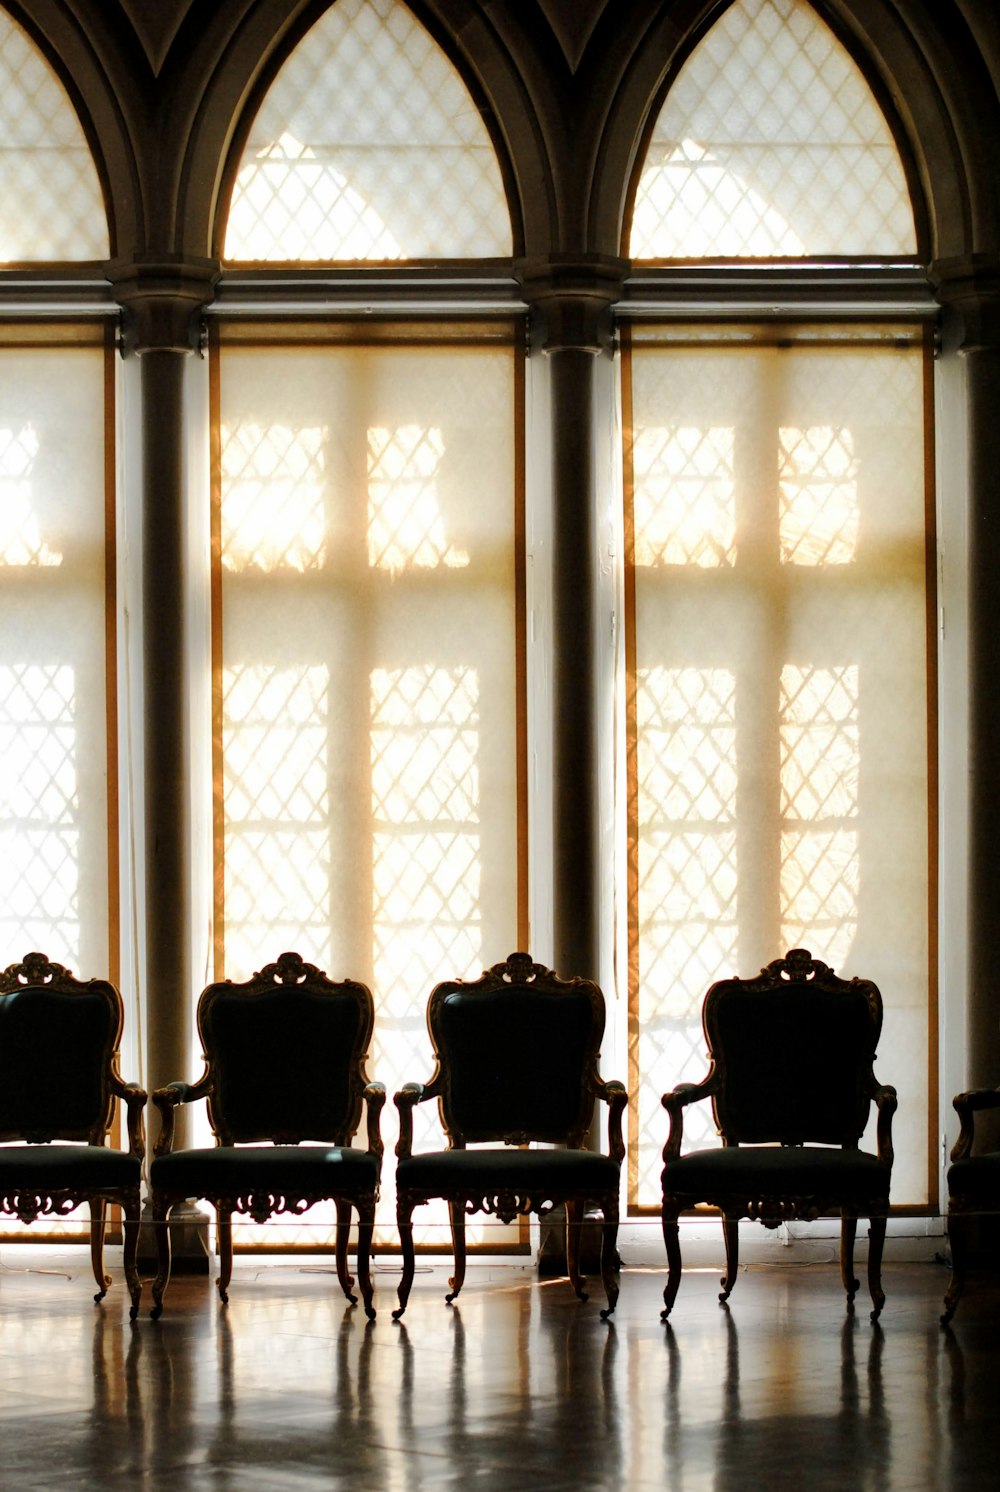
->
[149, 951, 384, 1319]
[392, 952, 626, 1321]
[660, 948, 897, 1322]
[941, 1083, 1000, 1324]
[0, 951, 146, 1317]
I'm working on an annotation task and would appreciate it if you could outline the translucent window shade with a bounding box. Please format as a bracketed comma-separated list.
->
[630, 0, 916, 258]
[216, 337, 520, 1245]
[0, 346, 111, 972]
[224, 0, 512, 260]
[626, 328, 929, 1206]
[0, 13, 108, 261]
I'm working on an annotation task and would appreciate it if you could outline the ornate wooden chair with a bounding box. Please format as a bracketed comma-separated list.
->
[941, 1083, 1000, 1324]
[660, 949, 897, 1323]
[392, 952, 627, 1321]
[0, 952, 146, 1317]
[149, 951, 385, 1320]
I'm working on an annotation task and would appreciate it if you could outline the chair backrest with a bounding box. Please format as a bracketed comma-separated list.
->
[704, 948, 882, 1146]
[199, 951, 374, 1145]
[0, 952, 123, 1143]
[426, 952, 605, 1147]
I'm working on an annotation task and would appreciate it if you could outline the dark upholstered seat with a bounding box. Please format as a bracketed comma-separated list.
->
[941, 1088, 1000, 1324]
[393, 952, 626, 1321]
[660, 949, 896, 1322]
[0, 952, 146, 1317]
[149, 951, 384, 1319]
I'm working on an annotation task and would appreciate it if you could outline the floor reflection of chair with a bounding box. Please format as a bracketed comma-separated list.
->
[663, 1298, 890, 1491]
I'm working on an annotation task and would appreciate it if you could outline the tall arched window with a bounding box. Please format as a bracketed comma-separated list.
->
[623, 0, 933, 1212]
[0, 8, 115, 982]
[213, 0, 524, 1248]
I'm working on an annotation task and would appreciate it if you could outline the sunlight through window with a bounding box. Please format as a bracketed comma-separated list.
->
[633, 424, 736, 567]
[367, 426, 469, 572]
[779, 426, 859, 564]
[221, 420, 326, 572]
[0, 426, 61, 566]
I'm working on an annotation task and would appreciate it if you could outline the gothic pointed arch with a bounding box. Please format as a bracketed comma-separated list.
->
[218, 0, 514, 261]
[627, 0, 917, 260]
[0, 3, 109, 260]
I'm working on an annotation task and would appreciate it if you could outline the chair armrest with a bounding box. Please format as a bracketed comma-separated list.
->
[363, 1082, 386, 1163]
[117, 1082, 147, 1162]
[598, 1079, 627, 1166]
[151, 1074, 211, 1157]
[872, 1083, 897, 1168]
[661, 1075, 717, 1163]
[951, 1087, 1000, 1161]
[394, 1082, 431, 1159]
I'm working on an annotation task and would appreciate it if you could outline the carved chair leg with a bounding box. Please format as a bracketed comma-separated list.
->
[446, 1201, 467, 1304]
[661, 1202, 683, 1320]
[217, 1205, 233, 1304]
[355, 1197, 376, 1322]
[840, 1213, 860, 1305]
[566, 1198, 588, 1301]
[941, 1208, 969, 1326]
[867, 1215, 887, 1321]
[90, 1199, 111, 1302]
[393, 1195, 417, 1322]
[720, 1212, 740, 1303]
[150, 1194, 172, 1320]
[122, 1188, 142, 1321]
[599, 1195, 620, 1320]
[334, 1199, 358, 1305]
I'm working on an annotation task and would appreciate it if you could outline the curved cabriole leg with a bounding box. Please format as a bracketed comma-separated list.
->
[446, 1201, 466, 1305]
[217, 1204, 233, 1305]
[867, 1215, 887, 1321]
[334, 1199, 358, 1305]
[90, 1199, 111, 1302]
[122, 1189, 142, 1321]
[599, 1196, 620, 1320]
[941, 1210, 969, 1326]
[720, 1212, 739, 1303]
[840, 1214, 860, 1306]
[356, 1198, 376, 1322]
[566, 1198, 588, 1302]
[393, 1195, 416, 1322]
[661, 1203, 682, 1320]
[149, 1195, 172, 1320]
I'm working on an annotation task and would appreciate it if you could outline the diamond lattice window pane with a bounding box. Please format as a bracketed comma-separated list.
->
[630, 0, 916, 257]
[0, 13, 108, 260]
[779, 425, 859, 564]
[633, 425, 736, 567]
[224, 0, 512, 260]
[634, 667, 739, 1201]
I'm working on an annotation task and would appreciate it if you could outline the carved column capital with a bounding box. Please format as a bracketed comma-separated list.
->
[931, 254, 1000, 353]
[107, 255, 221, 355]
[516, 254, 629, 354]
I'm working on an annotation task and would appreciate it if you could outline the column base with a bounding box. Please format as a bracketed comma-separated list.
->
[138, 1198, 211, 1275]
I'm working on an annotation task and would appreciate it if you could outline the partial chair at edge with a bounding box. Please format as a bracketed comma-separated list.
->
[941, 1080, 1000, 1324]
[660, 948, 897, 1324]
[392, 952, 627, 1322]
[0, 951, 146, 1317]
[148, 951, 385, 1320]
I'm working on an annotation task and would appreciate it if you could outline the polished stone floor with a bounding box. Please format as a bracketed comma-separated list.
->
[0, 1248, 997, 1490]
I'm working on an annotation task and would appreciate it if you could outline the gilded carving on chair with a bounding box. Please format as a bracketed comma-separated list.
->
[393, 953, 627, 1321]
[0, 952, 146, 1317]
[150, 950, 384, 1318]
[660, 949, 896, 1323]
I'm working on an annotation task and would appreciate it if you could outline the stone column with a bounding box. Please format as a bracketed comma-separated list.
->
[935, 256, 1000, 1146]
[110, 256, 219, 1264]
[518, 256, 627, 984]
[519, 256, 626, 1275]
